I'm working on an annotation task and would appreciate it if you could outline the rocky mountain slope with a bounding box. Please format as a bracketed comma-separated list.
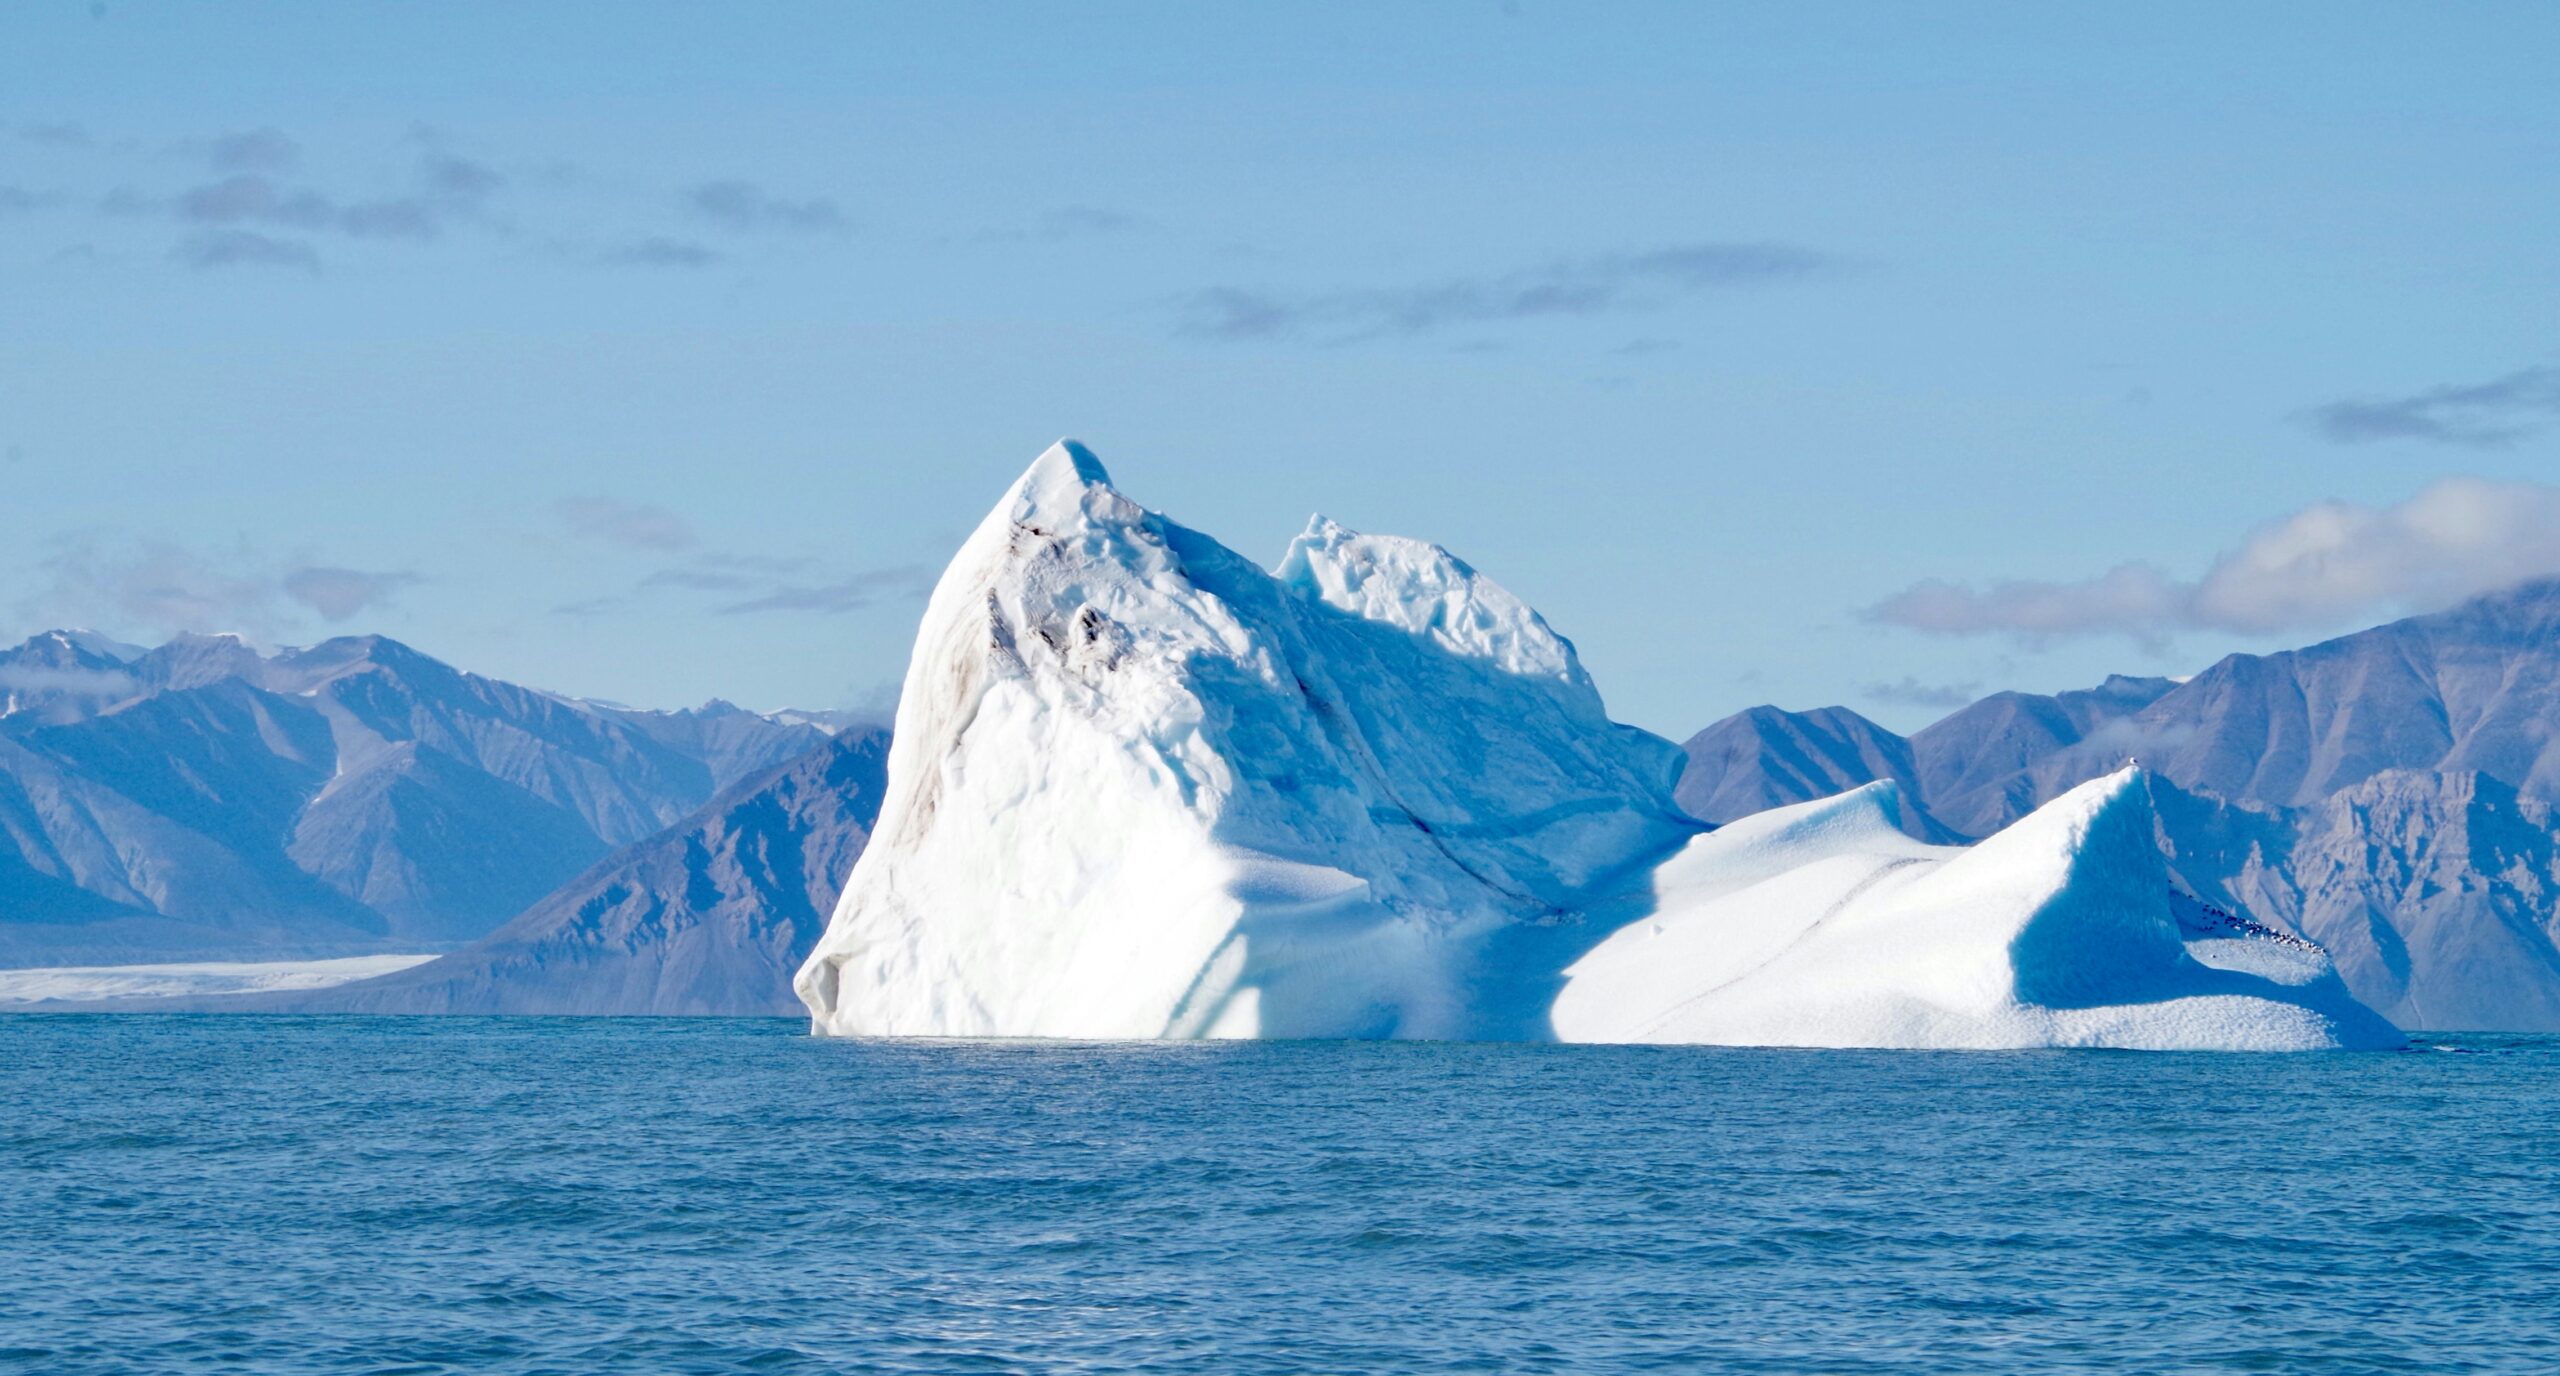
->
[1673, 705, 1927, 829]
[0, 630, 841, 964]
[1904, 674, 2182, 839]
[1680, 580, 2560, 1029]
[279, 727, 891, 1015]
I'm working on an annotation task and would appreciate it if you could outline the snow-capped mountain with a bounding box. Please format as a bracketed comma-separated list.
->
[796, 442, 2392, 1049]
[0, 629, 146, 724]
[0, 631, 849, 964]
[1679, 580, 2560, 1030]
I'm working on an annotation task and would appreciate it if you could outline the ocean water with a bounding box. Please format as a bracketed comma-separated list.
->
[4, 1019, 2555, 1375]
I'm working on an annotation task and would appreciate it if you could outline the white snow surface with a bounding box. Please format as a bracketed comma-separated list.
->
[58, 629, 148, 663]
[0, 954, 437, 1004]
[1554, 775, 2400, 1050]
[796, 442, 2403, 1051]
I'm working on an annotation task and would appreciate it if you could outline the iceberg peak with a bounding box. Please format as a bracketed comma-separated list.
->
[1294, 512, 1349, 544]
[799, 440, 1697, 1039]
[1000, 438, 1120, 528]
[1276, 512, 1588, 691]
[1032, 437, 1111, 486]
[800, 442, 2402, 1051]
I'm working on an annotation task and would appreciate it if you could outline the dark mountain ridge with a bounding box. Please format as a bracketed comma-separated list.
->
[0, 630, 843, 964]
[272, 726, 892, 1016]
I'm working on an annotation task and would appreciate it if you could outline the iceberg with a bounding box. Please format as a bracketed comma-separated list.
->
[1553, 774, 2400, 1050]
[796, 442, 2401, 1050]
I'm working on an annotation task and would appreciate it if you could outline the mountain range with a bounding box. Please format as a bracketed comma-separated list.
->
[0, 629, 856, 967]
[275, 726, 890, 1016]
[12, 576, 2560, 1030]
[1677, 579, 2560, 1030]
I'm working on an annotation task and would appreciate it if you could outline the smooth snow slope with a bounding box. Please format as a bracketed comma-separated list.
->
[1556, 772, 2400, 1050]
[797, 443, 2401, 1050]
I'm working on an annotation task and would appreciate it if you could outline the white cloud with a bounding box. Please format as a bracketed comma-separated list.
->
[1866, 477, 2560, 643]
[0, 664, 136, 699]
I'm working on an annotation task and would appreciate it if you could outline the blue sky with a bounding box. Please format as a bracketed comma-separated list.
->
[5, 2, 2557, 733]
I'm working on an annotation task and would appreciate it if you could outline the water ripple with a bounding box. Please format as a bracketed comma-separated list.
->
[3, 1018, 2557, 1374]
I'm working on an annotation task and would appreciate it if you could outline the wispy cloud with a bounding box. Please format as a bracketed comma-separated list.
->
[1040, 204, 1137, 237]
[419, 153, 504, 199]
[190, 127, 300, 174]
[2300, 365, 2560, 448]
[1860, 676, 1983, 711]
[32, 123, 823, 273]
[609, 236, 720, 268]
[16, 121, 91, 148]
[716, 566, 933, 615]
[973, 204, 1145, 245]
[1866, 565, 2188, 647]
[167, 164, 485, 244]
[553, 549, 930, 619]
[175, 174, 335, 228]
[21, 540, 418, 638]
[685, 180, 846, 233]
[553, 496, 697, 551]
[1175, 242, 1835, 343]
[0, 663, 136, 699]
[171, 229, 320, 271]
[281, 566, 423, 621]
[102, 142, 524, 269]
[1864, 476, 2560, 644]
[637, 567, 757, 594]
[338, 199, 443, 240]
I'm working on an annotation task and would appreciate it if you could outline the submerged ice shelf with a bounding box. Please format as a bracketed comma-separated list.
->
[795, 442, 2402, 1051]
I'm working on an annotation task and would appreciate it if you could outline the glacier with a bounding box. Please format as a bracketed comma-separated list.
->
[795, 442, 2402, 1050]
